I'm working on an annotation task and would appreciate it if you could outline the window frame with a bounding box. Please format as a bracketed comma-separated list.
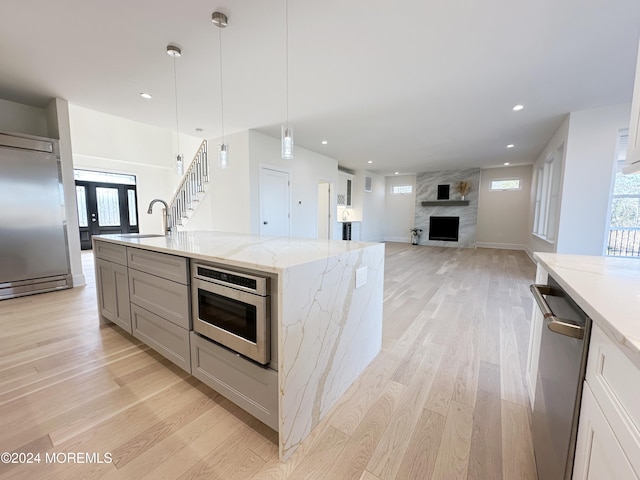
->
[532, 145, 563, 243]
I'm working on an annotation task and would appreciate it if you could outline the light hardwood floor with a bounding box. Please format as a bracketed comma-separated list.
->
[0, 243, 538, 479]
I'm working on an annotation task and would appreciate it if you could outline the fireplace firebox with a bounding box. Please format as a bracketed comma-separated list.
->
[429, 216, 459, 241]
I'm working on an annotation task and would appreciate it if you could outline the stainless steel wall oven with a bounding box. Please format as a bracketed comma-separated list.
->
[192, 263, 270, 365]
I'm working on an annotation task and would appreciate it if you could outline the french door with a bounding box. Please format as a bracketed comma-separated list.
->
[75, 181, 139, 250]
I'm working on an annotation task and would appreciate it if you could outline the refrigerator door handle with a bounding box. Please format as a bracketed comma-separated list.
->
[530, 284, 585, 339]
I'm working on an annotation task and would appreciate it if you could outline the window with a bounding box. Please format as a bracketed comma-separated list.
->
[606, 130, 640, 257]
[490, 179, 521, 191]
[74, 169, 136, 185]
[532, 145, 563, 242]
[391, 185, 413, 195]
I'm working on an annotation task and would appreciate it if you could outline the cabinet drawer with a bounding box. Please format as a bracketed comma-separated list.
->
[128, 269, 190, 329]
[127, 247, 189, 285]
[95, 241, 127, 266]
[131, 304, 191, 373]
[586, 324, 640, 474]
[190, 332, 278, 431]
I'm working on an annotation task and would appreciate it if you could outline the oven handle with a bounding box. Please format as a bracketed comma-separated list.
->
[530, 284, 585, 340]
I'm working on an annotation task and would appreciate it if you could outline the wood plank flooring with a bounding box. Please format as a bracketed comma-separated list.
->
[0, 243, 538, 479]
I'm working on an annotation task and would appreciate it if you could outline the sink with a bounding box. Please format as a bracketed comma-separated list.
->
[120, 233, 166, 239]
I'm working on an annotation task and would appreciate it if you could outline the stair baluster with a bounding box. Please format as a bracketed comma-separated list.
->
[168, 140, 209, 230]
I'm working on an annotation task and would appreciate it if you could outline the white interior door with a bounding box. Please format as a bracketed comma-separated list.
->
[260, 167, 290, 236]
[317, 182, 331, 239]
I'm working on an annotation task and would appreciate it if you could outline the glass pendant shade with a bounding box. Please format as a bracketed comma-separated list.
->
[176, 154, 184, 175]
[218, 143, 229, 169]
[281, 125, 294, 159]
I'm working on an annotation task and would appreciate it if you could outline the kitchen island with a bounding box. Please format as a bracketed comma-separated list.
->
[527, 253, 640, 479]
[93, 231, 384, 461]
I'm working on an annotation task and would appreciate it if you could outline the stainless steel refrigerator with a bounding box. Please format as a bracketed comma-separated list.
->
[0, 132, 72, 300]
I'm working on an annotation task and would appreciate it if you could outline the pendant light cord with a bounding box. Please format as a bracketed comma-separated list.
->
[173, 55, 181, 160]
[219, 25, 225, 143]
[285, 0, 289, 129]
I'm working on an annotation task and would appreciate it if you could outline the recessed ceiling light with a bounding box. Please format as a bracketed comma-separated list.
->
[395, 171, 399, 175]
[367, 160, 373, 164]
[513, 104, 524, 111]
[321, 140, 328, 145]
[507, 144, 515, 148]
[504, 162, 510, 166]
[140, 93, 152, 99]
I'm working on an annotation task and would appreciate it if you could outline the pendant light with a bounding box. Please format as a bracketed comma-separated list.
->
[167, 44, 184, 175]
[281, 0, 293, 159]
[212, 11, 229, 169]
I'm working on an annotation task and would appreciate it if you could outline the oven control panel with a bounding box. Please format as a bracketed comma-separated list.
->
[197, 267, 257, 290]
[193, 263, 269, 297]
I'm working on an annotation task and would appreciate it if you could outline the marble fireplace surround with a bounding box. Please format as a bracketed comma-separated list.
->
[414, 168, 480, 248]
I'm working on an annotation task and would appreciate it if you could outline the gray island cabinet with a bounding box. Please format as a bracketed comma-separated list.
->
[92, 231, 384, 461]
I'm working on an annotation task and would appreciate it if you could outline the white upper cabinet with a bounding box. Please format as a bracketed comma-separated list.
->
[624, 36, 640, 174]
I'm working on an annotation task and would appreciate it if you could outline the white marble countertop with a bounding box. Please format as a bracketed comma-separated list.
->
[94, 231, 379, 273]
[534, 252, 640, 369]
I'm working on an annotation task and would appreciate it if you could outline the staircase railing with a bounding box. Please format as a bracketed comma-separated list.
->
[169, 140, 209, 228]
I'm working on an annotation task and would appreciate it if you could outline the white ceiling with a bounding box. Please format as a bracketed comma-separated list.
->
[1, 0, 639, 175]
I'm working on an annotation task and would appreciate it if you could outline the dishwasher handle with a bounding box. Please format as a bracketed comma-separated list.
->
[530, 284, 585, 340]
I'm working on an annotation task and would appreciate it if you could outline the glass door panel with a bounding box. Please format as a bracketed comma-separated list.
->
[127, 189, 138, 226]
[95, 187, 121, 227]
[76, 186, 88, 227]
[76, 185, 92, 250]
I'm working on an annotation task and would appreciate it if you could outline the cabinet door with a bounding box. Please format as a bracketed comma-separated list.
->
[96, 258, 131, 332]
[96, 258, 116, 323]
[573, 385, 638, 480]
[111, 263, 131, 333]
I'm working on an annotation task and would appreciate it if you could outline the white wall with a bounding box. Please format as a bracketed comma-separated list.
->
[384, 174, 417, 243]
[352, 171, 386, 242]
[46, 98, 85, 286]
[0, 98, 49, 137]
[477, 165, 533, 251]
[188, 130, 339, 238]
[184, 131, 252, 233]
[68, 104, 203, 235]
[556, 103, 631, 255]
[528, 117, 570, 255]
[248, 131, 338, 239]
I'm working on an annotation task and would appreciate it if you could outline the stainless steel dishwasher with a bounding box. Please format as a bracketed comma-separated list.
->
[530, 276, 592, 480]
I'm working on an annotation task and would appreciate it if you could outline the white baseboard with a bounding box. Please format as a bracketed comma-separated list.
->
[384, 236, 411, 243]
[476, 242, 528, 252]
[476, 242, 536, 263]
[72, 273, 86, 287]
[524, 245, 535, 263]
